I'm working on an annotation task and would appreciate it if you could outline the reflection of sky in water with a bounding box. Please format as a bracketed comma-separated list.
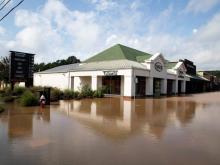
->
[0, 93, 220, 165]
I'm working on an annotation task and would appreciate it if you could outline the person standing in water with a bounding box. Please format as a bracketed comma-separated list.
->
[40, 94, 46, 108]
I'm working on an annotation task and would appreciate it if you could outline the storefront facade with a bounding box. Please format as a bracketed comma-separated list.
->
[34, 44, 190, 97]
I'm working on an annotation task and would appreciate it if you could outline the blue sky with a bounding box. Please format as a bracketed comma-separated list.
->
[0, 0, 220, 70]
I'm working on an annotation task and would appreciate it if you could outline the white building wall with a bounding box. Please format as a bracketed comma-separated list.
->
[34, 73, 69, 90]
[146, 77, 153, 96]
[124, 76, 134, 97]
[161, 79, 167, 95]
[74, 76, 81, 91]
[120, 76, 124, 96]
[91, 76, 98, 91]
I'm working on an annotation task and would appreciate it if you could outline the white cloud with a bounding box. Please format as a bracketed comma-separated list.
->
[0, 0, 220, 70]
[89, 0, 117, 11]
[0, 26, 5, 35]
[1, 0, 104, 62]
[185, 0, 220, 13]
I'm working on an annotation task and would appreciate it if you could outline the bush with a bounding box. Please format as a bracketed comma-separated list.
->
[29, 86, 43, 93]
[3, 95, 15, 102]
[13, 86, 26, 96]
[20, 90, 39, 106]
[4, 87, 12, 96]
[63, 89, 75, 100]
[0, 106, 4, 113]
[93, 88, 104, 98]
[73, 91, 81, 99]
[80, 85, 94, 98]
[50, 88, 62, 101]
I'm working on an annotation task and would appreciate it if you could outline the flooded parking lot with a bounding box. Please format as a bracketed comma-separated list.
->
[1, 92, 220, 165]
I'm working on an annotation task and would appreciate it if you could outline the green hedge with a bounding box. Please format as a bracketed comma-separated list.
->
[13, 86, 26, 96]
[50, 88, 62, 101]
[20, 90, 39, 106]
[80, 85, 94, 98]
[93, 88, 104, 98]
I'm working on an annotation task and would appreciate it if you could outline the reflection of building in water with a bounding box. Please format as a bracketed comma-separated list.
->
[52, 98, 197, 140]
[6, 105, 51, 139]
[35, 108, 51, 123]
[176, 101, 196, 125]
[8, 111, 33, 139]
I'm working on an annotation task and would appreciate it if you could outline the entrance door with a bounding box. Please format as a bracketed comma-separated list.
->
[153, 78, 161, 97]
[102, 76, 121, 95]
[136, 76, 146, 96]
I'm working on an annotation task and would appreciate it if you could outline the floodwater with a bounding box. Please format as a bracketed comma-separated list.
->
[1, 92, 220, 165]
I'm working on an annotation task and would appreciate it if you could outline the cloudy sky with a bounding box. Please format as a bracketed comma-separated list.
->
[0, 0, 220, 70]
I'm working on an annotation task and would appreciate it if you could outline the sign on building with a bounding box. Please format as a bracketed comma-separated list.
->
[9, 51, 35, 87]
[103, 71, 118, 76]
[154, 62, 163, 72]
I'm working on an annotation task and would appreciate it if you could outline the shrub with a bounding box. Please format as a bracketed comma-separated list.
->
[73, 91, 81, 99]
[0, 89, 6, 97]
[93, 88, 104, 98]
[50, 88, 62, 101]
[63, 89, 74, 100]
[29, 86, 43, 93]
[20, 90, 39, 106]
[4, 87, 12, 96]
[0, 106, 4, 113]
[13, 86, 26, 96]
[3, 95, 15, 102]
[80, 85, 94, 98]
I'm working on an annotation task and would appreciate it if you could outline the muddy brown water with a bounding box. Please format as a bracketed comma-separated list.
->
[0, 92, 220, 165]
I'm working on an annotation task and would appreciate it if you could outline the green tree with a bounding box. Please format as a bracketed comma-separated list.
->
[0, 56, 10, 84]
[33, 56, 80, 72]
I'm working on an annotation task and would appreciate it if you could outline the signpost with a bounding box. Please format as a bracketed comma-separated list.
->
[9, 51, 35, 89]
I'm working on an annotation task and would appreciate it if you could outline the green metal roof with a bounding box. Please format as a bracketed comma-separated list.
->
[84, 44, 152, 63]
[167, 62, 178, 69]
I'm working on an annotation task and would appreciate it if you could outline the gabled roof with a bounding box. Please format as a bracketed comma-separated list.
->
[84, 44, 152, 63]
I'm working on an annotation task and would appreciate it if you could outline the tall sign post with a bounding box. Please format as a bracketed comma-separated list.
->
[9, 51, 35, 89]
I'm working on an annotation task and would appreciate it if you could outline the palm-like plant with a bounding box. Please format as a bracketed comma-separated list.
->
[0, 56, 10, 85]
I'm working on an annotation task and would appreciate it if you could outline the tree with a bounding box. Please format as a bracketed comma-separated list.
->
[33, 56, 80, 72]
[0, 56, 10, 84]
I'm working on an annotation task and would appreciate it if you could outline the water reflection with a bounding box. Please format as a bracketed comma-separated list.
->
[1, 94, 220, 165]
[51, 97, 199, 139]
[0, 104, 51, 140]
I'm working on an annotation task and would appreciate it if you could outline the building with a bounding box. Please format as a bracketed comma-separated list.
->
[34, 44, 190, 98]
[198, 71, 220, 91]
[179, 59, 210, 93]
